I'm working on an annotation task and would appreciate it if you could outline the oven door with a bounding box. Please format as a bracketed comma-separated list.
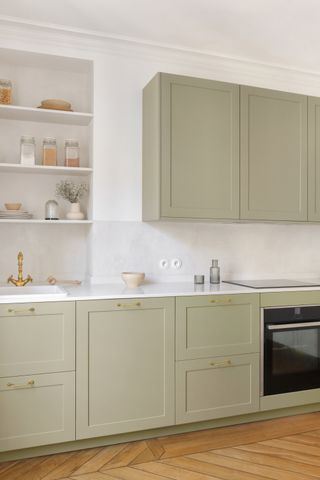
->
[263, 317, 320, 396]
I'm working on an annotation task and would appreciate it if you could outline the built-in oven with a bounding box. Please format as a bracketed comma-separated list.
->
[261, 305, 320, 396]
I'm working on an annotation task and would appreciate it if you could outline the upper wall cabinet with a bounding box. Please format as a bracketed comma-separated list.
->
[240, 86, 308, 221]
[308, 97, 320, 221]
[143, 73, 239, 220]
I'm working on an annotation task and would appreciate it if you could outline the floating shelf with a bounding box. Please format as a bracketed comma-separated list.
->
[0, 163, 93, 176]
[0, 219, 93, 224]
[0, 104, 93, 126]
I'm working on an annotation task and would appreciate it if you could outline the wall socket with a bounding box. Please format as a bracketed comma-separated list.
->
[159, 258, 182, 270]
[171, 258, 182, 269]
[159, 259, 169, 269]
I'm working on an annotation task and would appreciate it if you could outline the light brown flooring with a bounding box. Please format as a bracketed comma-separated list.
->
[2, 412, 320, 479]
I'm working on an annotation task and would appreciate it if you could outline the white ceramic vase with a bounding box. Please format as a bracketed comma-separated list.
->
[66, 202, 84, 220]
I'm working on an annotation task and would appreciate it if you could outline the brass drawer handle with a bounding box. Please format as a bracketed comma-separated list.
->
[7, 307, 35, 314]
[6, 379, 35, 389]
[210, 298, 232, 304]
[209, 360, 232, 368]
[116, 302, 141, 308]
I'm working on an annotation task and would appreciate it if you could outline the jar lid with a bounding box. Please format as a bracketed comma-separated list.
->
[20, 136, 35, 144]
[65, 139, 79, 147]
[0, 79, 12, 87]
[43, 137, 57, 145]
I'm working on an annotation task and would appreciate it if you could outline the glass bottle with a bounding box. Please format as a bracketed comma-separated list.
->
[45, 200, 59, 220]
[0, 79, 12, 104]
[210, 259, 220, 284]
[20, 136, 36, 166]
[65, 139, 80, 167]
[43, 137, 57, 166]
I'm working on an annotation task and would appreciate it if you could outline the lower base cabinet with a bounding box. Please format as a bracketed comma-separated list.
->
[0, 372, 75, 452]
[176, 353, 260, 424]
[76, 298, 175, 439]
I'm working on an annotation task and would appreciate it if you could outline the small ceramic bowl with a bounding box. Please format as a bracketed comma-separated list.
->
[121, 272, 145, 288]
[5, 203, 21, 210]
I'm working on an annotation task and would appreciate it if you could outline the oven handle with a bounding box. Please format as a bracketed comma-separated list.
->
[267, 321, 320, 330]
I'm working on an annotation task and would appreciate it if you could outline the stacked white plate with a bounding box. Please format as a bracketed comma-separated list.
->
[0, 210, 33, 219]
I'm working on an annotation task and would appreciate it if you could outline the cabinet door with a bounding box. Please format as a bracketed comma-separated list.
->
[176, 354, 259, 424]
[0, 372, 75, 452]
[308, 97, 320, 221]
[76, 298, 175, 439]
[240, 86, 307, 221]
[0, 302, 75, 377]
[176, 294, 259, 360]
[161, 74, 239, 219]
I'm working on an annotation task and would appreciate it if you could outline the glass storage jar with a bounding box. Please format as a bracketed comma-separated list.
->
[65, 139, 80, 167]
[43, 137, 57, 166]
[20, 136, 36, 166]
[0, 79, 12, 104]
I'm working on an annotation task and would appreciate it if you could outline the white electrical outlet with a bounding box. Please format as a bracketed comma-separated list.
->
[171, 258, 182, 269]
[159, 259, 169, 269]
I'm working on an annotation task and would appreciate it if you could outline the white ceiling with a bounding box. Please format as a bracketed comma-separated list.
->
[1, 0, 320, 72]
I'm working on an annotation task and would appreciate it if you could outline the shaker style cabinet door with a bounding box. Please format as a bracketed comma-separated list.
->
[308, 97, 320, 221]
[176, 294, 260, 360]
[0, 302, 75, 377]
[240, 86, 308, 221]
[143, 73, 239, 220]
[176, 354, 260, 424]
[0, 372, 75, 452]
[76, 298, 175, 439]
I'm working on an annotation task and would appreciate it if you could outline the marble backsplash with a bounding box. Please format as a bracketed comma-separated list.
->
[0, 224, 88, 283]
[89, 221, 320, 284]
[2, 220, 320, 285]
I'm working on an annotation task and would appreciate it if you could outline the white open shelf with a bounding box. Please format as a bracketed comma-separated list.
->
[0, 48, 94, 223]
[0, 104, 93, 126]
[0, 219, 93, 224]
[0, 163, 93, 176]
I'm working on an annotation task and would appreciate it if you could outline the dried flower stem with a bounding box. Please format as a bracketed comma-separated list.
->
[56, 180, 88, 203]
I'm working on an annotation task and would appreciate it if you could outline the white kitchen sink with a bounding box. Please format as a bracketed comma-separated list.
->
[0, 285, 68, 300]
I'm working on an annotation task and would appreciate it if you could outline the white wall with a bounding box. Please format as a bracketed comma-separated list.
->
[2, 21, 320, 283]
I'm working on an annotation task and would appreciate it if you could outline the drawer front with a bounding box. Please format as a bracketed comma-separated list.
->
[261, 291, 320, 307]
[176, 353, 260, 424]
[0, 302, 75, 377]
[0, 372, 75, 452]
[176, 294, 259, 360]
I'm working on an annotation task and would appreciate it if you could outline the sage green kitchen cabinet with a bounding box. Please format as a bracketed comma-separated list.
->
[308, 97, 320, 221]
[0, 302, 75, 377]
[0, 301, 76, 452]
[175, 293, 260, 424]
[0, 372, 75, 452]
[176, 294, 260, 360]
[76, 297, 175, 439]
[240, 86, 308, 221]
[176, 353, 260, 424]
[143, 73, 240, 220]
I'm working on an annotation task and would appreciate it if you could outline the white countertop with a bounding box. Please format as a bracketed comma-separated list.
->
[2, 280, 320, 303]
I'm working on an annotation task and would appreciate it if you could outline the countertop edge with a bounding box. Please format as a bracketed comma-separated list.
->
[2, 281, 320, 303]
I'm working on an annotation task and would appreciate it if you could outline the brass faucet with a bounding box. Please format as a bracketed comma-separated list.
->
[8, 251, 32, 287]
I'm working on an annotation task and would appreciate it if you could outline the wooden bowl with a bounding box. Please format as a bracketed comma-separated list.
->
[121, 272, 145, 288]
[5, 203, 21, 210]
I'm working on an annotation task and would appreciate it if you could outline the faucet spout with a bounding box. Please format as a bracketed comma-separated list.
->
[7, 252, 33, 287]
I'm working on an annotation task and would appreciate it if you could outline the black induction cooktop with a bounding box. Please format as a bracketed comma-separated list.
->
[223, 279, 320, 289]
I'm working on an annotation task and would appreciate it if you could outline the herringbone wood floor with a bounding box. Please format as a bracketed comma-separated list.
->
[2, 412, 320, 479]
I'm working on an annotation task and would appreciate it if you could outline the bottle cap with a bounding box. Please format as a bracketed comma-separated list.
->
[212, 259, 218, 267]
